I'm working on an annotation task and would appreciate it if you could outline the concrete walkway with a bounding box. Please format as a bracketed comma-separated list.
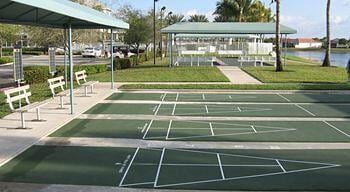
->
[217, 66, 262, 84]
[0, 83, 113, 167]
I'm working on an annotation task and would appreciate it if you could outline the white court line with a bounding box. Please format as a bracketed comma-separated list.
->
[161, 93, 167, 101]
[217, 154, 225, 179]
[209, 122, 215, 136]
[172, 103, 177, 116]
[154, 148, 166, 187]
[202, 94, 206, 101]
[237, 107, 242, 112]
[175, 93, 179, 102]
[205, 105, 209, 114]
[251, 125, 257, 133]
[142, 120, 154, 139]
[277, 93, 292, 102]
[323, 121, 350, 138]
[276, 159, 287, 173]
[154, 103, 162, 115]
[120, 182, 155, 187]
[119, 148, 140, 187]
[166, 120, 173, 140]
[295, 104, 316, 116]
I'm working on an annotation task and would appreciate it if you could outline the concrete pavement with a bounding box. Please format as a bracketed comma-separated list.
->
[217, 66, 262, 84]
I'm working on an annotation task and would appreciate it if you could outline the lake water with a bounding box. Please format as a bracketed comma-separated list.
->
[287, 50, 350, 67]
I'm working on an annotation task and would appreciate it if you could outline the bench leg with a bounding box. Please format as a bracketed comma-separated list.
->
[36, 108, 41, 121]
[85, 86, 88, 97]
[91, 85, 94, 94]
[60, 96, 64, 109]
[21, 112, 26, 129]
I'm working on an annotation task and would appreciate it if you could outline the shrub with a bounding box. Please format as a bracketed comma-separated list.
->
[23, 64, 107, 84]
[22, 51, 45, 55]
[0, 57, 13, 64]
[114, 58, 131, 70]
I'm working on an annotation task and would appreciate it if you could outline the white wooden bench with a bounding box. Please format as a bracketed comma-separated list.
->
[75, 70, 99, 97]
[4, 85, 49, 129]
[48, 76, 69, 109]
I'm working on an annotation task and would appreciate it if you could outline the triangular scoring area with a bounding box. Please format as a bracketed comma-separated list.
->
[155, 149, 340, 188]
[207, 105, 273, 113]
[166, 122, 296, 140]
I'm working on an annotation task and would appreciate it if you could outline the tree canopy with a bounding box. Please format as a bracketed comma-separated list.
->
[188, 15, 209, 22]
[214, 0, 273, 22]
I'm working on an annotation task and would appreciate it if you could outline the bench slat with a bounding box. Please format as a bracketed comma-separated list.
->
[4, 85, 30, 95]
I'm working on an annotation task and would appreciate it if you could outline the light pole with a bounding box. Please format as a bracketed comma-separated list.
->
[160, 6, 166, 61]
[153, 0, 158, 65]
[165, 11, 172, 58]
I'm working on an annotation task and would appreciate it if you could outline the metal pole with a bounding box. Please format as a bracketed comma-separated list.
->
[64, 28, 68, 88]
[170, 33, 173, 67]
[110, 28, 115, 89]
[68, 24, 74, 115]
[160, 12, 163, 61]
[153, 0, 156, 65]
[284, 34, 288, 66]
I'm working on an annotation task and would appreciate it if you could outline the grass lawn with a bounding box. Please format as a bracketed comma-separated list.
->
[90, 66, 229, 82]
[242, 57, 348, 84]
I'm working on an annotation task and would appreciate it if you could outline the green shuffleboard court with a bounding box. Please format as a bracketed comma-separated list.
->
[0, 146, 349, 191]
[84, 103, 350, 117]
[51, 119, 350, 142]
[106, 92, 350, 103]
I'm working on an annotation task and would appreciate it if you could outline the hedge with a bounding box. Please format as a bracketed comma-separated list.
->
[0, 57, 13, 64]
[113, 58, 131, 70]
[24, 64, 107, 84]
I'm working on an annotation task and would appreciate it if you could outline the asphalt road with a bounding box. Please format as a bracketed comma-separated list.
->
[22, 55, 110, 66]
[0, 55, 109, 88]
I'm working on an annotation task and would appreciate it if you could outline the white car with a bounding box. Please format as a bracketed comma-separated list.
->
[82, 47, 102, 58]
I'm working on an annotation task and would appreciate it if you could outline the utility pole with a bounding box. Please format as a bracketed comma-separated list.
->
[160, 6, 166, 61]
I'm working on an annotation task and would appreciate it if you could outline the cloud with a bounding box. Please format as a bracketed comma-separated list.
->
[344, 0, 350, 6]
[333, 16, 345, 25]
[183, 9, 215, 21]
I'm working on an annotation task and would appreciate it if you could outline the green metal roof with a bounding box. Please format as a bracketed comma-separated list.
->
[175, 34, 258, 39]
[161, 22, 297, 35]
[0, 0, 129, 29]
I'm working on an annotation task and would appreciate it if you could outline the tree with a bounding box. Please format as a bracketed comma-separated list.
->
[123, 9, 152, 64]
[214, 0, 272, 22]
[188, 15, 209, 22]
[166, 14, 185, 25]
[322, 0, 331, 67]
[271, 0, 283, 72]
[0, 24, 19, 58]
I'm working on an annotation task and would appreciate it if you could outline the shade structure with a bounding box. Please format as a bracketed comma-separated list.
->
[161, 22, 297, 35]
[0, 0, 129, 115]
[0, 0, 129, 29]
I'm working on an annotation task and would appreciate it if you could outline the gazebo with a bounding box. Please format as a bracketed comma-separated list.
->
[161, 22, 297, 67]
[0, 0, 129, 114]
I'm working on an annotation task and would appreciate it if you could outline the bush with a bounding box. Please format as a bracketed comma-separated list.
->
[0, 57, 13, 64]
[23, 64, 107, 84]
[114, 58, 131, 70]
[22, 51, 44, 55]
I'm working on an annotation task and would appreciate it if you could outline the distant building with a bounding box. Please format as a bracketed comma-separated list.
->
[331, 38, 349, 48]
[283, 38, 323, 49]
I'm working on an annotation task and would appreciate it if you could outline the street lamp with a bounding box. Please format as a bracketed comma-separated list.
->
[153, 0, 159, 65]
[160, 6, 166, 61]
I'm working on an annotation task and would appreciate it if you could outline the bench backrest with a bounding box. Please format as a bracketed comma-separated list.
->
[48, 76, 65, 96]
[3, 85, 31, 111]
[75, 70, 87, 85]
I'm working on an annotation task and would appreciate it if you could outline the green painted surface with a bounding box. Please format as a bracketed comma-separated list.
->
[303, 104, 350, 117]
[328, 121, 350, 136]
[281, 94, 350, 103]
[158, 104, 312, 117]
[106, 93, 350, 103]
[0, 146, 349, 191]
[84, 103, 157, 115]
[51, 119, 350, 142]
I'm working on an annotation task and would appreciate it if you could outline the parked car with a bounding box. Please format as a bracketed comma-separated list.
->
[82, 47, 102, 58]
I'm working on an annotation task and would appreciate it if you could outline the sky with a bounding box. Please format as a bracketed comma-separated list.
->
[101, 0, 350, 38]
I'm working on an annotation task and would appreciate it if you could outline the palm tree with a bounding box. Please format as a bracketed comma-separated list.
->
[271, 0, 283, 72]
[215, 0, 270, 22]
[322, 0, 331, 67]
[188, 15, 209, 22]
[166, 14, 185, 25]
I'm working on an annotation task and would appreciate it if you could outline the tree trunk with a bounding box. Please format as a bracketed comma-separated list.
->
[0, 45, 2, 58]
[322, 0, 331, 67]
[136, 45, 140, 65]
[275, 0, 283, 72]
